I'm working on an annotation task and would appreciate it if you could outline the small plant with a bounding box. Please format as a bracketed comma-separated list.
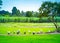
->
[32, 32, 35, 35]
[7, 31, 11, 35]
[24, 32, 26, 34]
[17, 30, 20, 35]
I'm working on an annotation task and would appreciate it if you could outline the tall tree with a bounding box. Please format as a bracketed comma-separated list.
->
[12, 7, 20, 16]
[12, 7, 17, 16]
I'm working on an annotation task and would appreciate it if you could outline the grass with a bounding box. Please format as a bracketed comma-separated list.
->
[0, 34, 60, 43]
[0, 23, 56, 34]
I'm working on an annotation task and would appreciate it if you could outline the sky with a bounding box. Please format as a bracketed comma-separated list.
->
[1, 0, 60, 12]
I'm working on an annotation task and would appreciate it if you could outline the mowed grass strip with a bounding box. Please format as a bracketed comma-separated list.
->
[0, 34, 60, 43]
[0, 23, 56, 34]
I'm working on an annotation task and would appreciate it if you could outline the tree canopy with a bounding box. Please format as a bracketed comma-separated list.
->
[0, 0, 2, 8]
[39, 1, 60, 17]
[12, 7, 20, 16]
[26, 11, 32, 17]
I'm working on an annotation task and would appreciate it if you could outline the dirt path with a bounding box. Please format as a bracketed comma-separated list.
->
[0, 33, 60, 36]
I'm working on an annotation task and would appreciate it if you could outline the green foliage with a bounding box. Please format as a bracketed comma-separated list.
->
[12, 7, 20, 16]
[0, 17, 60, 23]
[32, 12, 39, 17]
[39, 1, 60, 17]
[26, 11, 32, 17]
[0, 17, 40, 23]
[0, 0, 2, 9]
[0, 0, 2, 5]
[20, 11, 26, 17]
[12, 7, 17, 15]
[16, 10, 21, 16]
[0, 10, 11, 16]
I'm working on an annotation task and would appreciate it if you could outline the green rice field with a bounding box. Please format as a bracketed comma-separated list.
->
[0, 23, 56, 34]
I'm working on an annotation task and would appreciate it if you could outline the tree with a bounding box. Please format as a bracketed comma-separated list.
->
[0, 0, 2, 5]
[0, 10, 11, 16]
[12, 7, 20, 16]
[0, 0, 2, 9]
[39, 2, 59, 17]
[39, 1, 60, 32]
[26, 11, 32, 17]
[39, 1, 54, 17]
[20, 11, 26, 17]
[57, 3, 60, 16]
[16, 10, 21, 16]
[32, 11, 39, 17]
[12, 7, 17, 16]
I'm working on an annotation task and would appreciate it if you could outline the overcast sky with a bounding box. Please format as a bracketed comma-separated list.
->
[1, 0, 60, 12]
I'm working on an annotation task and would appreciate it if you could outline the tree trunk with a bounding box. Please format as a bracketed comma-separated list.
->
[51, 16, 58, 32]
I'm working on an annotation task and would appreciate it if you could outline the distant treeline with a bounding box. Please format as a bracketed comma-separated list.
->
[0, 10, 60, 17]
[0, 10, 39, 17]
[0, 1, 60, 17]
